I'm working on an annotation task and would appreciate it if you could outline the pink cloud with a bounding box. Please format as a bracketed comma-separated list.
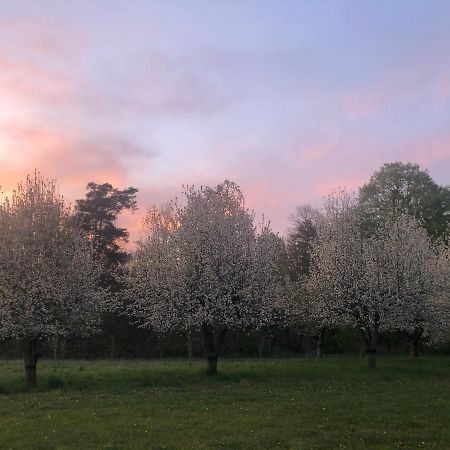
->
[0, 121, 156, 200]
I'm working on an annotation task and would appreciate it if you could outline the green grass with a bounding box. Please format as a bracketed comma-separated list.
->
[0, 356, 449, 449]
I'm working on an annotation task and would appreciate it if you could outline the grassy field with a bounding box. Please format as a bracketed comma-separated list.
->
[0, 356, 449, 449]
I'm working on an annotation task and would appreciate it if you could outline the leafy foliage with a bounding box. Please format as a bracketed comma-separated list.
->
[359, 162, 450, 238]
[75, 182, 138, 267]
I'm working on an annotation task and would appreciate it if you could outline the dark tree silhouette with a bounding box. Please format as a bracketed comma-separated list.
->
[75, 182, 138, 358]
[286, 204, 317, 282]
[75, 182, 138, 268]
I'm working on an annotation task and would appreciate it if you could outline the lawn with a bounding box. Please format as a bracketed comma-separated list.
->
[0, 356, 449, 449]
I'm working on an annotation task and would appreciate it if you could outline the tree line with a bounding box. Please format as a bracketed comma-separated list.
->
[0, 162, 449, 385]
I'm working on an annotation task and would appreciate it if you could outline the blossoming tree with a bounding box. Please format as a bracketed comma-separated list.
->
[308, 191, 450, 367]
[0, 173, 106, 386]
[125, 180, 287, 374]
[367, 214, 450, 357]
[308, 192, 394, 368]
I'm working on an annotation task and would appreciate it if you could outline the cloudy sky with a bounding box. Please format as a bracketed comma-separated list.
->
[1, 1, 449, 242]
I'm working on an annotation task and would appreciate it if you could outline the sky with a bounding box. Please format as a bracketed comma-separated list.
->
[0, 1, 449, 243]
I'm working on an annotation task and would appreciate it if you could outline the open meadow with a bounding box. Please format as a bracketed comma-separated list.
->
[0, 356, 449, 449]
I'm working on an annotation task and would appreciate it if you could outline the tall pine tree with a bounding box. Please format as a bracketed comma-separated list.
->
[75, 182, 138, 358]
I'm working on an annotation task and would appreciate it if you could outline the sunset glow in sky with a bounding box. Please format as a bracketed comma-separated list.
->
[1, 1, 449, 241]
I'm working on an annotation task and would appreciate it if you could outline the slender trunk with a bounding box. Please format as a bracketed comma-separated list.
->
[23, 338, 40, 387]
[288, 328, 293, 351]
[409, 339, 419, 358]
[187, 329, 193, 367]
[361, 328, 378, 369]
[207, 354, 218, 375]
[81, 338, 88, 359]
[60, 339, 66, 360]
[258, 335, 264, 360]
[409, 328, 423, 358]
[53, 336, 59, 365]
[110, 334, 115, 360]
[202, 325, 227, 375]
[367, 348, 376, 369]
[316, 328, 326, 359]
[157, 334, 164, 360]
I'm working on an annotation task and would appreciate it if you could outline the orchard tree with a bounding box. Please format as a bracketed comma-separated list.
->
[124, 204, 183, 351]
[0, 173, 105, 386]
[371, 214, 450, 357]
[245, 228, 293, 358]
[125, 181, 286, 374]
[304, 195, 359, 360]
[302, 273, 337, 359]
[359, 162, 450, 238]
[309, 191, 450, 367]
[308, 192, 390, 368]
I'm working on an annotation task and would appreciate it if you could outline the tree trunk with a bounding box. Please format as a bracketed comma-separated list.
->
[110, 334, 115, 360]
[207, 355, 218, 375]
[288, 328, 293, 352]
[408, 327, 423, 358]
[303, 335, 314, 357]
[60, 339, 67, 360]
[367, 348, 376, 369]
[316, 328, 326, 359]
[187, 329, 193, 367]
[258, 335, 264, 359]
[23, 338, 41, 387]
[361, 328, 378, 369]
[157, 334, 164, 360]
[52, 336, 59, 365]
[202, 325, 227, 375]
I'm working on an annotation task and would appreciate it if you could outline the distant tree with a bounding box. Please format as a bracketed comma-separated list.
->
[286, 205, 330, 357]
[74, 182, 138, 358]
[302, 276, 334, 359]
[124, 204, 182, 341]
[75, 182, 138, 268]
[370, 214, 450, 357]
[309, 191, 450, 367]
[0, 173, 105, 386]
[246, 229, 293, 358]
[308, 192, 389, 369]
[125, 181, 286, 374]
[359, 162, 450, 238]
[286, 205, 317, 281]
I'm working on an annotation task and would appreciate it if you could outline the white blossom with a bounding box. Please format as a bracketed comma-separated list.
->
[0, 173, 106, 384]
[124, 180, 287, 373]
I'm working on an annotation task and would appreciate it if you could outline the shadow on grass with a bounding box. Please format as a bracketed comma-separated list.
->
[0, 355, 448, 394]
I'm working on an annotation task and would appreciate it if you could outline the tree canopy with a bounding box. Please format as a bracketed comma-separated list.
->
[359, 162, 450, 238]
[75, 182, 138, 267]
[0, 173, 105, 385]
[124, 180, 289, 374]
